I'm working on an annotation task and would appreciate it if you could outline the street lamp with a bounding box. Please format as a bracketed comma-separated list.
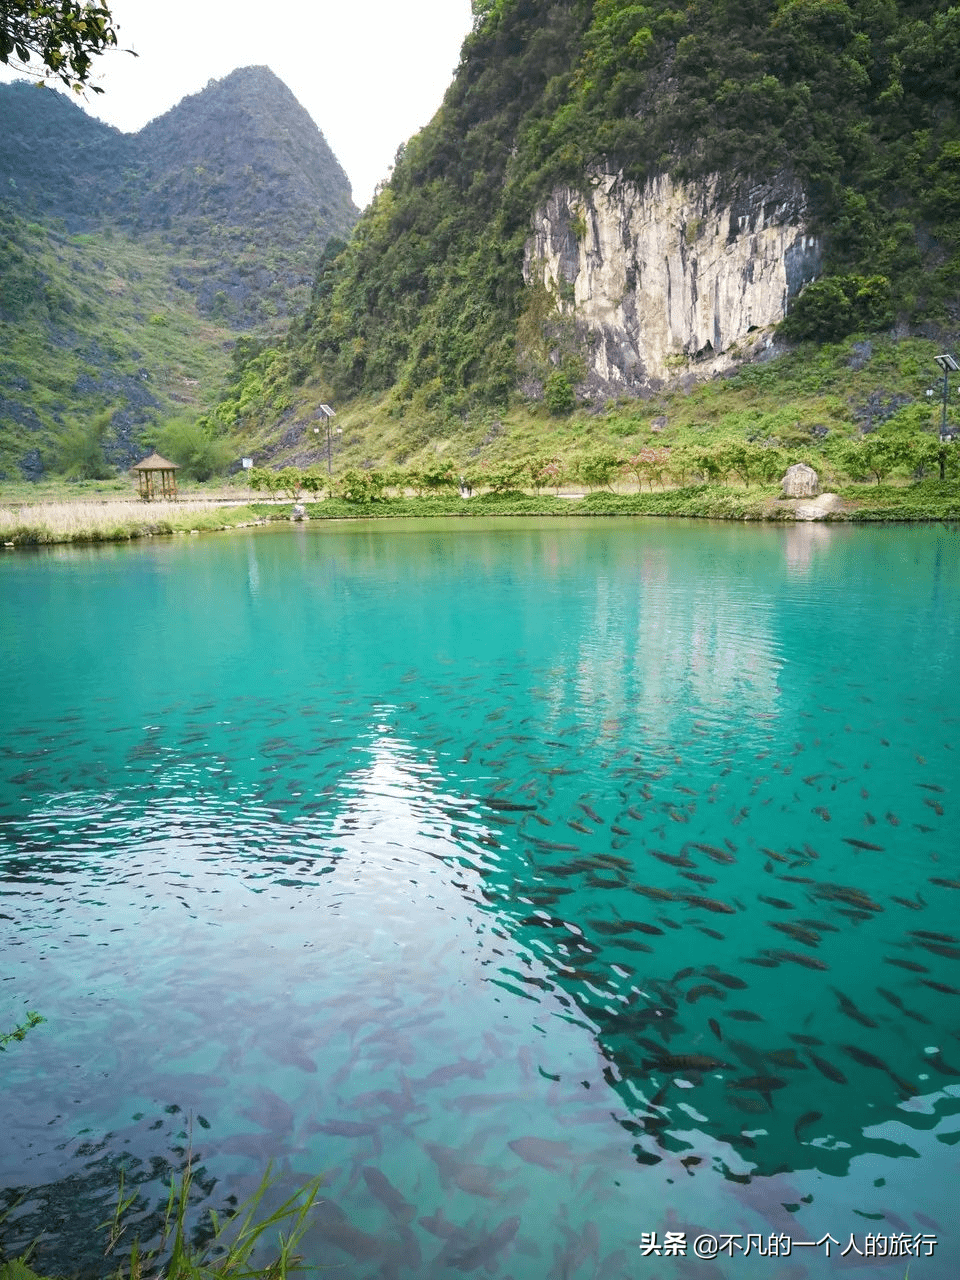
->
[933, 354, 959, 442]
[315, 403, 337, 474]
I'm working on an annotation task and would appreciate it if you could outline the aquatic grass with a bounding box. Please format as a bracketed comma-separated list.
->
[3, 1157, 323, 1280]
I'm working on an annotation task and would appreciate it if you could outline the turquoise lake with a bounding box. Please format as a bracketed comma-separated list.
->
[1, 516, 958, 1278]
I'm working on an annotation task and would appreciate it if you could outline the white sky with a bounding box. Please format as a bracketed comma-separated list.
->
[2, 0, 475, 209]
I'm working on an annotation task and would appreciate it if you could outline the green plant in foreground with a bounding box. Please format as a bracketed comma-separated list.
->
[3, 1157, 323, 1280]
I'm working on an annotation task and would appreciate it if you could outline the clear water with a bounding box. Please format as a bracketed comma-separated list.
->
[1, 518, 958, 1279]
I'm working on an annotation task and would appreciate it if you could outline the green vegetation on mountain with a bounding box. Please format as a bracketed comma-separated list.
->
[226, 0, 959, 453]
[0, 69, 358, 479]
[0, 206, 239, 480]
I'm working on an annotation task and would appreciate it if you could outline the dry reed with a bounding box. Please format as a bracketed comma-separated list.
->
[0, 499, 264, 545]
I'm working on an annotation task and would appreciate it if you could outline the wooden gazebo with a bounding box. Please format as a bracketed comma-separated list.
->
[133, 452, 180, 500]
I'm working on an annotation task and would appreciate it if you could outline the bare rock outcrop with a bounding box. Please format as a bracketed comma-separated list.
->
[523, 172, 821, 399]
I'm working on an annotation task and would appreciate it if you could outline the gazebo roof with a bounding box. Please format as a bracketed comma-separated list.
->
[133, 452, 180, 471]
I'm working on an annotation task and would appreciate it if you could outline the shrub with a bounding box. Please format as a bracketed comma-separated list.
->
[575, 451, 622, 491]
[155, 418, 233, 482]
[337, 468, 386, 503]
[544, 370, 575, 415]
[781, 275, 894, 343]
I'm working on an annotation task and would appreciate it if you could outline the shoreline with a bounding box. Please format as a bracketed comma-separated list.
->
[2, 484, 960, 549]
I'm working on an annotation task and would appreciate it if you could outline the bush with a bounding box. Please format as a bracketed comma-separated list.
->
[574, 450, 622, 491]
[155, 418, 233, 482]
[337, 468, 386, 503]
[781, 275, 894, 343]
[544, 370, 575, 415]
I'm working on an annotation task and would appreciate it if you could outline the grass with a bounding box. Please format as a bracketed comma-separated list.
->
[0, 500, 272, 546]
[243, 332, 959, 482]
[2, 1156, 323, 1280]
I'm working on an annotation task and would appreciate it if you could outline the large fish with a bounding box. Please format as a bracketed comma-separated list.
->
[767, 949, 829, 971]
[447, 1216, 521, 1272]
[681, 893, 736, 915]
[362, 1166, 415, 1223]
[508, 1136, 572, 1170]
[807, 1051, 847, 1084]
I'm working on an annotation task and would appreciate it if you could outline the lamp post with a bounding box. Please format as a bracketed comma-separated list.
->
[315, 404, 337, 475]
[931, 354, 958, 480]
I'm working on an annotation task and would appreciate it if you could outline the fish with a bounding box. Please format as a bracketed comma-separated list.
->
[362, 1167, 415, 1222]
[650, 850, 695, 868]
[841, 1044, 893, 1074]
[447, 1216, 521, 1272]
[679, 870, 717, 885]
[831, 988, 878, 1028]
[765, 1049, 807, 1070]
[579, 802, 604, 823]
[587, 918, 663, 937]
[789, 1033, 823, 1047]
[842, 837, 885, 851]
[813, 806, 832, 821]
[729, 1075, 787, 1093]
[916, 941, 960, 960]
[930, 878, 960, 890]
[311, 1119, 379, 1138]
[568, 820, 593, 834]
[761, 847, 789, 863]
[793, 1110, 823, 1140]
[769, 921, 821, 947]
[645, 1053, 729, 1072]
[883, 956, 929, 973]
[910, 929, 959, 942]
[729, 1010, 764, 1022]
[767, 949, 829, 970]
[920, 979, 960, 996]
[917, 782, 945, 793]
[685, 984, 725, 1004]
[708, 1018, 723, 1041]
[633, 885, 677, 902]
[807, 1052, 847, 1084]
[610, 824, 631, 836]
[890, 895, 924, 909]
[758, 896, 794, 910]
[702, 968, 748, 990]
[508, 1136, 571, 1170]
[928, 1051, 960, 1077]
[486, 797, 537, 812]
[886, 812, 900, 826]
[876, 987, 932, 1022]
[689, 842, 735, 864]
[682, 893, 736, 915]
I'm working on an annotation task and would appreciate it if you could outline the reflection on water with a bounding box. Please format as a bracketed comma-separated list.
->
[1, 519, 958, 1278]
[783, 523, 838, 574]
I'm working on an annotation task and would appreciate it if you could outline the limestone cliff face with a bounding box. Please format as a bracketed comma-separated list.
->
[523, 172, 821, 398]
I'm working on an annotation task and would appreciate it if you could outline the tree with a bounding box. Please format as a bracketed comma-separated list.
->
[1, 0, 124, 92]
[575, 451, 621, 492]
